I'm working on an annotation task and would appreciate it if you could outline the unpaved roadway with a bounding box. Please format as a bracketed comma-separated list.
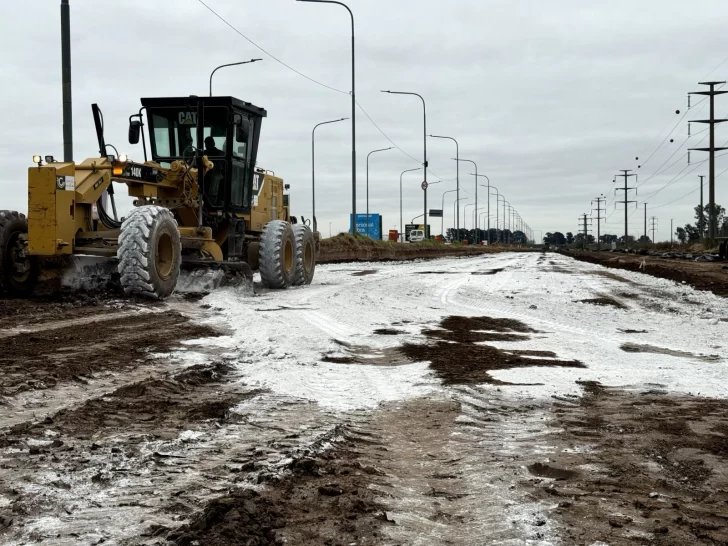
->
[2, 252, 728, 545]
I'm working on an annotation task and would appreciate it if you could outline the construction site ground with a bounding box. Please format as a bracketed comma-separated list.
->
[2, 251, 728, 545]
[566, 249, 728, 297]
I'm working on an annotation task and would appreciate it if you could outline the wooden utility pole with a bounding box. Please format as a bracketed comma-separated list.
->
[689, 82, 728, 239]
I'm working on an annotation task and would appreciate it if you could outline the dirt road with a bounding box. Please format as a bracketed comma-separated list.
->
[2, 252, 728, 545]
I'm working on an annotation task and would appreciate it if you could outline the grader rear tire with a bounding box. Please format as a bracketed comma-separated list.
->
[118, 206, 181, 299]
[259, 220, 296, 288]
[0, 211, 37, 297]
[292, 224, 316, 286]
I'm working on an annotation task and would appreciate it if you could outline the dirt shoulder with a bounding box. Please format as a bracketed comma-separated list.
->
[526, 382, 728, 545]
[318, 234, 525, 263]
[565, 250, 728, 297]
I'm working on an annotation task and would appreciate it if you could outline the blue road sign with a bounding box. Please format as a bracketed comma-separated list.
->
[350, 214, 382, 239]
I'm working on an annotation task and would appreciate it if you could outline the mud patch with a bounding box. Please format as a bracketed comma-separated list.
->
[621, 342, 721, 362]
[471, 268, 504, 276]
[321, 341, 411, 366]
[576, 297, 627, 309]
[167, 428, 386, 546]
[527, 462, 577, 480]
[400, 316, 583, 385]
[47, 362, 259, 440]
[351, 269, 378, 276]
[373, 328, 405, 336]
[527, 383, 728, 544]
[0, 310, 219, 396]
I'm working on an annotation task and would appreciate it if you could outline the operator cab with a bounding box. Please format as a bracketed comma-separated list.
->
[130, 96, 267, 214]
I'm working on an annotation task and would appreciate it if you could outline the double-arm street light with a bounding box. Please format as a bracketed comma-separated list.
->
[430, 135, 459, 240]
[297, 0, 357, 232]
[312, 117, 348, 232]
[382, 90, 428, 236]
[209, 59, 262, 96]
[400, 167, 421, 242]
[455, 158, 478, 242]
[366, 147, 393, 236]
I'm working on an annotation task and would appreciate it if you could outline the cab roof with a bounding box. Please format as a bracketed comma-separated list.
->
[140, 96, 267, 118]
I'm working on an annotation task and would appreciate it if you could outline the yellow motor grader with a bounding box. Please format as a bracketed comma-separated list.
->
[0, 96, 316, 299]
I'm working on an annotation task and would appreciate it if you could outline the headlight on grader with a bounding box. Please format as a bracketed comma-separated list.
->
[112, 155, 128, 176]
[32, 155, 42, 165]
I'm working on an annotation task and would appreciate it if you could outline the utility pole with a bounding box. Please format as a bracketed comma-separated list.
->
[643, 203, 648, 244]
[592, 195, 605, 248]
[614, 170, 637, 247]
[578, 213, 592, 249]
[649, 216, 658, 244]
[689, 82, 728, 239]
[671, 219, 674, 244]
[699, 175, 705, 239]
[61, 0, 73, 161]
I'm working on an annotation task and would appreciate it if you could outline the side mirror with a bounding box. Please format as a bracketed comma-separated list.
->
[128, 120, 141, 145]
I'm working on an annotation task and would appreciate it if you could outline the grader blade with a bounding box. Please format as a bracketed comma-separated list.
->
[176, 261, 254, 295]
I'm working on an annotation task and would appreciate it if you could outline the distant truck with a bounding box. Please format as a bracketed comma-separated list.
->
[409, 230, 425, 243]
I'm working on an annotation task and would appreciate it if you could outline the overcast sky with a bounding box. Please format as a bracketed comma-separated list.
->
[2, 0, 728, 240]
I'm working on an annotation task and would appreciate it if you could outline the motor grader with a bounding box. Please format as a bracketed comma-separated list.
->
[0, 95, 316, 299]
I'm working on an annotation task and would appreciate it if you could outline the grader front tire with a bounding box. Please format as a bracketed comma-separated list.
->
[259, 220, 296, 289]
[0, 211, 37, 297]
[118, 206, 181, 299]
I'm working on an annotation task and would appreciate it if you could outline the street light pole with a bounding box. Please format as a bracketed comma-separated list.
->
[366, 147, 393, 237]
[455, 159, 478, 242]
[453, 197, 467, 235]
[312, 117, 348, 232]
[298, 0, 356, 233]
[430, 135, 459, 240]
[464, 203, 475, 231]
[209, 59, 262, 96]
[383, 90, 427, 236]
[471, 174, 491, 243]
[400, 167, 421, 242]
[485, 185, 499, 245]
[497, 194, 505, 243]
[441, 189, 457, 239]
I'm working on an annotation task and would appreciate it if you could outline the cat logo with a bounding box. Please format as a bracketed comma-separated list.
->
[178, 111, 197, 126]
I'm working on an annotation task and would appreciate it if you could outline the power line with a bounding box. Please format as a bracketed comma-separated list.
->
[197, 0, 455, 183]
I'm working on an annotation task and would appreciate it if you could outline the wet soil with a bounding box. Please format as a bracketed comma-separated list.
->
[167, 427, 387, 546]
[527, 383, 728, 545]
[0, 307, 219, 396]
[400, 315, 584, 385]
[576, 296, 627, 309]
[620, 342, 721, 361]
[567, 251, 728, 297]
[48, 362, 259, 441]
